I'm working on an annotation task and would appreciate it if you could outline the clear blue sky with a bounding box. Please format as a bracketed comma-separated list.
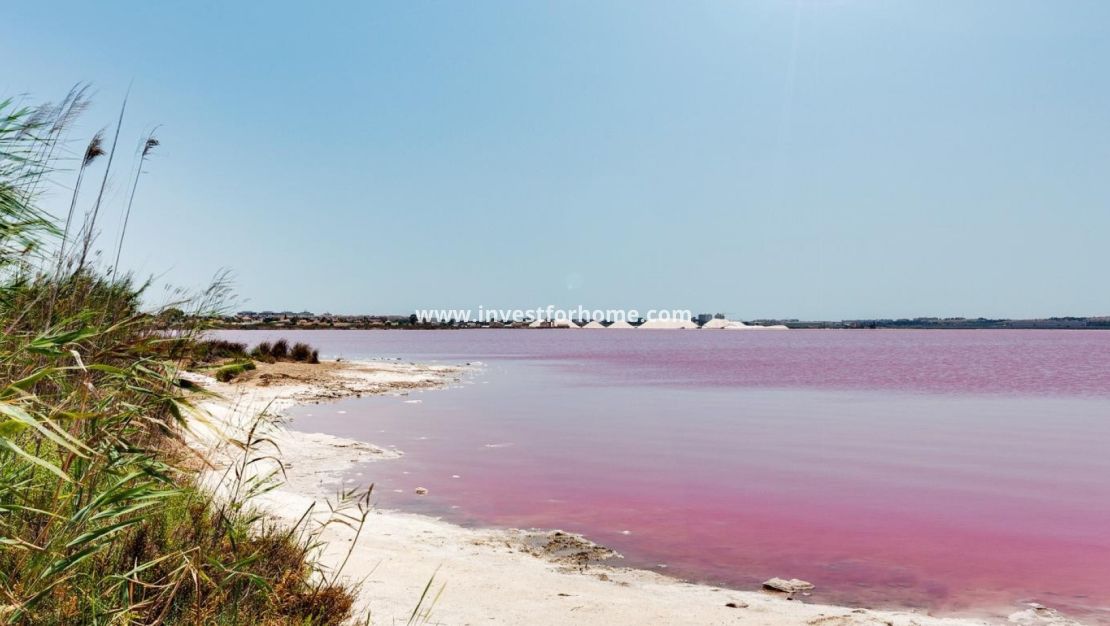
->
[3, 1, 1108, 319]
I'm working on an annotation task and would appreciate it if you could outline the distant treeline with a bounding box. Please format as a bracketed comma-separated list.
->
[184, 313, 1110, 331]
[767, 317, 1110, 330]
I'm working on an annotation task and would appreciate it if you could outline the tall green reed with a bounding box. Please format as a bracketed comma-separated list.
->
[1, 92, 356, 625]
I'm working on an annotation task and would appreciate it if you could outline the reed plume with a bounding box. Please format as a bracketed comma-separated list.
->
[57, 131, 104, 268]
[18, 84, 90, 205]
[42, 130, 105, 326]
[76, 93, 128, 273]
[111, 130, 159, 277]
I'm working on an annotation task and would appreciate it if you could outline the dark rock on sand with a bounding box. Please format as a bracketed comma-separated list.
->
[515, 530, 621, 568]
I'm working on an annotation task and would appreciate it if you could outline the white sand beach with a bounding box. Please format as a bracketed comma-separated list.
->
[185, 360, 1072, 626]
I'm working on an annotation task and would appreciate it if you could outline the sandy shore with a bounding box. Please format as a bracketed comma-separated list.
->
[185, 359, 1075, 626]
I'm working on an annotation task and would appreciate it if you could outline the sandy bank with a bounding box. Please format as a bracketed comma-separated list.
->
[186, 359, 1075, 626]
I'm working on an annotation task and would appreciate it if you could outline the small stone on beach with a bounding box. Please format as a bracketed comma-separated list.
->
[415, 487, 429, 495]
[762, 577, 815, 593]
[725, 601, 748, 609]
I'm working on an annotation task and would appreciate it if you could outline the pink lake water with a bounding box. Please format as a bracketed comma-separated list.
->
[215, 329, 1110, 622]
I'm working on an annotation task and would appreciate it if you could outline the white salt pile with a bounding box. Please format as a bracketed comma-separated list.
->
[638, 318, 698, 329]
[701, 318, 789, 330]
[701, 318, 738, 329]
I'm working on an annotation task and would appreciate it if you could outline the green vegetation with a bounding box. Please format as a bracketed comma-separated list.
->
[214, 359, 256, 382]
[0, 93, 354, 623]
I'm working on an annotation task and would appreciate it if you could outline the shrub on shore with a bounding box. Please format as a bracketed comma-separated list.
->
[0, 94, 354, 624]
[251, 339, 321, 363]
[290, 341, 320, 363]
[251, 340, 275, 361]
[193, 338, 249, 362]
[270, 338, 289, 359]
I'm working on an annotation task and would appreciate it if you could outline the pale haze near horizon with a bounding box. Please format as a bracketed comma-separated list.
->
[3, 1, 1108, 320]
